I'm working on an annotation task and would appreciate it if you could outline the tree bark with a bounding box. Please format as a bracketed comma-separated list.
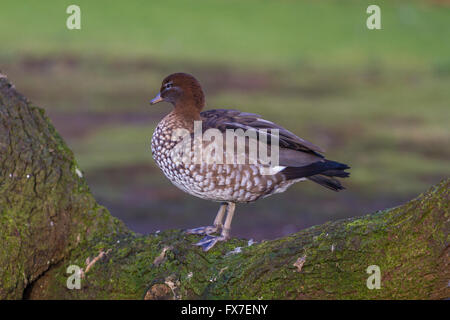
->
[0, 73, 448, 300]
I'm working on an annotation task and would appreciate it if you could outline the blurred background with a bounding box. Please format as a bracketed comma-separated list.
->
[1, 0, 449, 240]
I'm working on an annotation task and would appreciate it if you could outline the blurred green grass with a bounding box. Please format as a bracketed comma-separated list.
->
[1, 0, 450, 68]
[1, 0, 449, 239]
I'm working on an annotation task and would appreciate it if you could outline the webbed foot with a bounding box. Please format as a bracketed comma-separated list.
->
[185, 225, 219, 235]
[194, 235, 228, 251]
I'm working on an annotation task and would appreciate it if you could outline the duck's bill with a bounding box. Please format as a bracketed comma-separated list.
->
[150, 93, 163, 105]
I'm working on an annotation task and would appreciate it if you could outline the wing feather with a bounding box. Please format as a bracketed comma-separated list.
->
[200, 109, 325, 160]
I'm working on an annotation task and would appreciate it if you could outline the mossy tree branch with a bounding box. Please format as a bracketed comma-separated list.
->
[0, 74, 448, 300]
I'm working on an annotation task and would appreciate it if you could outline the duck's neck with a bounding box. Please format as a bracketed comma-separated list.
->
[173, 101, 202, 121]
[173, 88, 205, 121]
[164, 104, 201, 133]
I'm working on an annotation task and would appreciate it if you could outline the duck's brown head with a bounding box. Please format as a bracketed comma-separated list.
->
[150, 73, 205, 116]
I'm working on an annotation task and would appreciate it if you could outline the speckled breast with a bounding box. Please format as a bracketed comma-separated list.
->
[151, 117, 295, 203]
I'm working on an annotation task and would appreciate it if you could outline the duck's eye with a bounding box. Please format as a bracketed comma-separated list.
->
[165, 83, 172, 89]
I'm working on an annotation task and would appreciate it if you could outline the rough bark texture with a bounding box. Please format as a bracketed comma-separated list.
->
[0, 73, 448, 300]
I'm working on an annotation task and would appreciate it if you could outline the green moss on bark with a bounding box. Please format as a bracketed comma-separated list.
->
[27, 180, 449, 300]
[0, 74, 128, 299]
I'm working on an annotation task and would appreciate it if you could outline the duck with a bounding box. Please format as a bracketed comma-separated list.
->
[149, 72, 350, 251]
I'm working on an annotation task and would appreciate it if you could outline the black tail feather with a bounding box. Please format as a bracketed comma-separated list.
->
[308, 175, 345, 191]
[321, 169, 350, 178]
[282, 160, 350, 180]
[282, 160, 350, 192]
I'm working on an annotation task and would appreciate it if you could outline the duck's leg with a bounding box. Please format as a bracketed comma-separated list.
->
[185, 202, 227, 235]
[195, 202, 236, 251]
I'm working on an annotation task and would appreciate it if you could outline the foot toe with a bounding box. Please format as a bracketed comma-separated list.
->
[194, 235, 227, 251]
[185, 226, 217, 235]
[194, 235, 215, 245]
